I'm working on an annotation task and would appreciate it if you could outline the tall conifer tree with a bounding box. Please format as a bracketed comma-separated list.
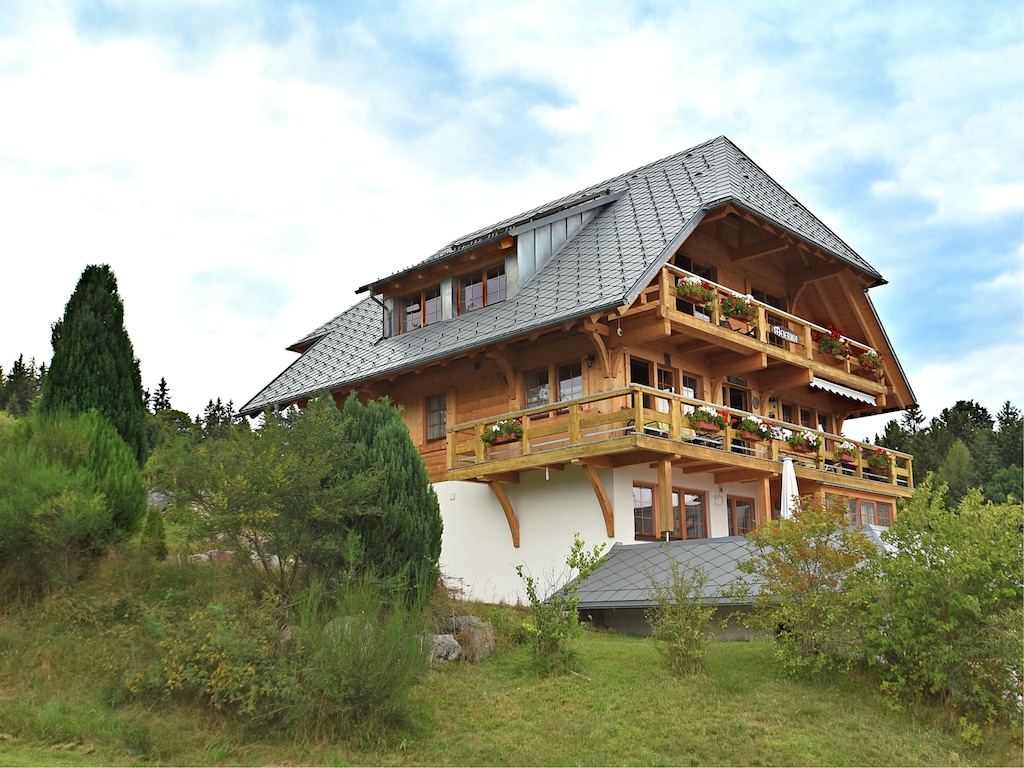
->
[341, 393, 443, 606]
[40, 265, 148, 466]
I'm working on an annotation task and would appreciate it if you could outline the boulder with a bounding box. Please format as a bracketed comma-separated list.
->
[428, 633, 463, 663]
[443, 615, 495, 662]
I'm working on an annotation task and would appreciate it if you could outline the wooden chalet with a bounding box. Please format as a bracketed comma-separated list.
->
[240, 136, 916, 602]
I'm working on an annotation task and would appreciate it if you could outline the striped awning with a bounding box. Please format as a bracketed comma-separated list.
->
[810, 377, 877, 405]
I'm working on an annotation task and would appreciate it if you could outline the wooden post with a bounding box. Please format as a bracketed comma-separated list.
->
[658, 457, 673, 537]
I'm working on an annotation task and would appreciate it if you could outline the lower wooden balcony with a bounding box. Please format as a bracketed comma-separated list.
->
[445, 385, 913, 496]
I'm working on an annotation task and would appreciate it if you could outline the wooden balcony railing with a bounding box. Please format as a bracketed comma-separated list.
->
[649, 266, 885, 386]
[447, 385, 912, 489]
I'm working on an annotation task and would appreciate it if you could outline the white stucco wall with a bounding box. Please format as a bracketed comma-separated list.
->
[437, 463, 764, 605]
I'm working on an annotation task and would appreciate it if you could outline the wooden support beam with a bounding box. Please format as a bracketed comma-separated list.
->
[658, 457, 673, 536]
[757, 366, 814, 392]
[713, 467, 773, 485]
[729, 237, 788, 262]
[707, 352, 768, 380]
[488, 481, 520, 548]
[582, 464, 615, 538]
[756, 477, 773, 528]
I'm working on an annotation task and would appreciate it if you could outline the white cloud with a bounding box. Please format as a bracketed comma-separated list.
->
[0, 0, 1020, 423]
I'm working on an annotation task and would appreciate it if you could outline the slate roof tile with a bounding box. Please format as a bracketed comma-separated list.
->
[241, 136, 882, 415]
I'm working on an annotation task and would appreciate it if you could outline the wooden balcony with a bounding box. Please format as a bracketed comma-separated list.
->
[446, 385, 913, 496]
[625, 266, 889, 402]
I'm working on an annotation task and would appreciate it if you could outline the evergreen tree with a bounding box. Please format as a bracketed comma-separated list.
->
[40, 265, 148, 466]
[152, 377, 172, 412]
[994, 401, 1023, 470]
[342, 393, 443, 607]
[2, 355, 43, 416]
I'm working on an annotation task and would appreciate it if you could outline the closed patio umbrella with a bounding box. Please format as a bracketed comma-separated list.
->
[781, 457, 798, 519]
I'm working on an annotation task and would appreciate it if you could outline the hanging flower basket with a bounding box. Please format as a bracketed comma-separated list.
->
[833, 440, 858, 465]
[735, 416, 772, 442]
[864, 448, 895, 477]
[815, 326, 851, 359]
[720, 294, 757, 323]
[688, 407, 726, 433]
[676, 277, 716, 308]
[785, 429, 821, 454]
[481, 418, 523, 445]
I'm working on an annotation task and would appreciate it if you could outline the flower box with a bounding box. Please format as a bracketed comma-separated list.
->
[687, 407, 727, 433]
[481, 418, 523, 445]
[720, 294, 757, 323]
[676, 278, 716, 308]
[489, 433, 520, 446]
[790, 443, 817, 455]
[740, 430, 764, 442]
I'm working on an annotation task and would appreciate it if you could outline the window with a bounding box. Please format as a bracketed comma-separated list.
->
[877, 502, 892, 527]
[400, 286, 442, 333]
[630, 357, 677, 411]
[525, 361, 583, 409]
[728, 497, 756, 536]
[525, 368, 550, 409]
[633, 484, 657, 539]
[846, 498, 892, 527]
[672, 489, 708, 539]
[753, 288, 787, 349]
[557, 362, 583, 402]
[426, 394, 447, 441]
[459, 263, 506, 314]
[680, 374, 698, 415]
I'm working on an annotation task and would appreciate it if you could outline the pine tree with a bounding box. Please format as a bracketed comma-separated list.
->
[342, 393, 443, 607]
[153, 377, 172, 412]
[40, 265, 148, 466]
[2, 355, 43, 416]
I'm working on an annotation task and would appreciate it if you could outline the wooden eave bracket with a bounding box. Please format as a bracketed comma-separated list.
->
[488, 481, 520, 548]
[586, 330, 612, 377]
[581, 463, 615, 538]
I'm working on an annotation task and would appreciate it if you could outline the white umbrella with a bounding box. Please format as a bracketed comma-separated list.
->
[780, 457, 798, 519]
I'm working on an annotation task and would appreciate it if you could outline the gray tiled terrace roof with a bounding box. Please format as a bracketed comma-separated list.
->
[240, 136, 883, 416]
[567, 538, 762, 609]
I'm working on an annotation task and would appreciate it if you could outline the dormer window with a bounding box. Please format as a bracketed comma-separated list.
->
[459, 264, 506, 314]
[400, 286, 442, 333]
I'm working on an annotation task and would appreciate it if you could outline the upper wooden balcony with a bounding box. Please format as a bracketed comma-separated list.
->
[626, 265, 889, 403]
[446, 384, 913, 496]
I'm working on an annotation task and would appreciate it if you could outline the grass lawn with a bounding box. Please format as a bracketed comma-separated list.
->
[0, 553, 1019, 766]
[1, 616, 1019, 766]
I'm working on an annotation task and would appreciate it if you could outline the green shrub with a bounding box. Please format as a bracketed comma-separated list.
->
[517, 533, 605, 673]
[158, 586, 295, 726]
[645, 558, 717, 675]
[736, 495, 877, 676]
[865, 481, 1023, 727]
[289, 576, 429, 743]
[0, 410, 144, 602]
[140, 507, 168, 561]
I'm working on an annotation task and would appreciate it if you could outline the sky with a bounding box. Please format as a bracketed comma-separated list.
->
[1, 0, 1021, 442]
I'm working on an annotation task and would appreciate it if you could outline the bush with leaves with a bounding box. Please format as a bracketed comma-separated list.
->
[516, 533, 605, 673]
[864, 480, 1023, 726]
[158, 585, 297, 726]
[736, 495, 878, 676]
[289, 576, 429, 743]
[0, 409, 145, 602]
[645, 557, 718, 675]
[148, 394, 377, 594]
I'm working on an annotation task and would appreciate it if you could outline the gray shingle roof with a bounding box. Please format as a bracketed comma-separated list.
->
[567, 538, 761, 609]
[241, 136, 883, 416]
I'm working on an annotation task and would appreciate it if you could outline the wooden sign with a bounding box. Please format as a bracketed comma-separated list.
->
[771, 325, 801, 343]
